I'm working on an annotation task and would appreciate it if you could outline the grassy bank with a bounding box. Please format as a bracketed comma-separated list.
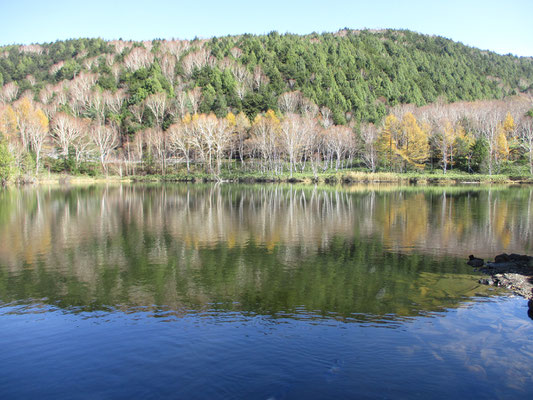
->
[24, 169, 533, 186]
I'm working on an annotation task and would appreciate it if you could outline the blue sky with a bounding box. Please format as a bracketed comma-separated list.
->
[1, 0, 532, 56]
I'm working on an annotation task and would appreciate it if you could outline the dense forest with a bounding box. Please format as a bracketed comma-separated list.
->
[0, 29, 532, 182]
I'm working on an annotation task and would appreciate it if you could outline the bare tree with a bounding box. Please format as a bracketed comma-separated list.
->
[68, 73, 97, 117]
[39, 84, 55, 105]
[280, 113, 311, 176]
[172, 90, 189, 120]
[129, 103, 145, 125]
[194, 113, 219, 173]
[324, 125, 353, 171]
[104, 54, 116, 67]
[49, 61, 64, 75]
[145, 128, 168, 174]
[25, 75, 36, 86]
[252, 66, 269, 90]
[182, 49, 212, 78]
[160, 53, 177, 86]
[141, 41, 154, 52]
[52, 82, 68, 106]
[51, 113, 82, 157]
[320, 107, 333, 129]
[131, 130, 145, 171]
[250, 111, 281, 173]
[231, 64, 252, 100]
[212, 118, 232, 176]
[187, 88, 202, 115]
[83, 57, 97, 70]
[233, 112, 251, 164]
[145, 93, 167, 128]
[90, 123, 118, 173]
[160, 40, 190, 58]
[278, 91, 302, 114]
[0, 82, 18, 103]
[110, 40, 132, 54]
[111, 64, 122, 83]
[473, 102, 505, 175]
[168, 122, 192, 172]
[300, 97, 319, 119]
[124, 47, 154, 71]
[103, 89, 126, 115]
[230, 47, 243, 59]
[89, 91, 106, 123]
[71, 118, 92, 166]
[27, 109, 49, 174]
[519, 116, 533, 175]
[360, 123, 378, 172]
[19, 44, 43, 55]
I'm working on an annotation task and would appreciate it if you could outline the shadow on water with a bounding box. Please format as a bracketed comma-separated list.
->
[0, 183, 531, 322]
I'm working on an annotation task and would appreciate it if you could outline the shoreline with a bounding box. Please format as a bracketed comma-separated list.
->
[10, 170, 533, 186]
[468, 254, 533, 316]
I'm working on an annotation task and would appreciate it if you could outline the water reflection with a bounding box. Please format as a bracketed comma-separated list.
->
[0, 184, 530, 320]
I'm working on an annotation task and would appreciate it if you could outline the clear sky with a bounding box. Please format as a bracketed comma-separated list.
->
[1, 0, 532, 56]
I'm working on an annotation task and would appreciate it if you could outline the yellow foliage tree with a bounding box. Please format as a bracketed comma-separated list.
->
[0, 105, 17, 140]
[377, 114, 400, 171]
[496, 130, 509, 161]
[399, 113, 429, 169]
[502, 112, 515, 137]
[182, 112, 192, 124]
[226, 112, 236, 127]
[500, 112, 521, 161]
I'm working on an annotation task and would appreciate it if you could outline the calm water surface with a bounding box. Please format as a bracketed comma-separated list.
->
[0, 184, 532, 399]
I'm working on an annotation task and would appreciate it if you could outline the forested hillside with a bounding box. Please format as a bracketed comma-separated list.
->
[1, 29, 532, 124]
[0, 29, 532, 182]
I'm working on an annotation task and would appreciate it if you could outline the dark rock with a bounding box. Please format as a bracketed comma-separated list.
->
[468, 255, 484, 268]
[494, 253, 510, 263]
[509, 253, 526, 262]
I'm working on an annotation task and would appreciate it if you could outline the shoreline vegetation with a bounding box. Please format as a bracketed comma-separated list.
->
[21, 169, 533, 185]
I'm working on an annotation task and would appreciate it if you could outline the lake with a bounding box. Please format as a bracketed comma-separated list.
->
[0, 183, 532, 399]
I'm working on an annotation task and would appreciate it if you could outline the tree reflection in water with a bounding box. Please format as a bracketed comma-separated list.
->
[0, 184, 530, 320]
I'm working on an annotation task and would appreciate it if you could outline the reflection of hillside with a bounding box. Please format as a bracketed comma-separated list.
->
[0, 233, 500, 321]
[0, 184, 529, 319]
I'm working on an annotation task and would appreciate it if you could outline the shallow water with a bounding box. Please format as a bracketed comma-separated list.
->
[0, 184, 532, 399]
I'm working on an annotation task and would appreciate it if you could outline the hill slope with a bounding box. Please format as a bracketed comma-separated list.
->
[1, 29, 532, 125]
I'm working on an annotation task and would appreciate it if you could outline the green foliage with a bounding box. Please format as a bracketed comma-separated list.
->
[0, 141, 15, 185]
[43, 155, 98, 176]
[471, 138, 490, 173]
[56, 60, 81, 80]
[0, 38, 112, 84]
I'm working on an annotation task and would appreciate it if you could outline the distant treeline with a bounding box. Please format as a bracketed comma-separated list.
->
[0, 29, 532, 182]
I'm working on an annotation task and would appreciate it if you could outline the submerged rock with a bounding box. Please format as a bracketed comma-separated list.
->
[478, 278, 500, 286]
[468, 254, 533, 301]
